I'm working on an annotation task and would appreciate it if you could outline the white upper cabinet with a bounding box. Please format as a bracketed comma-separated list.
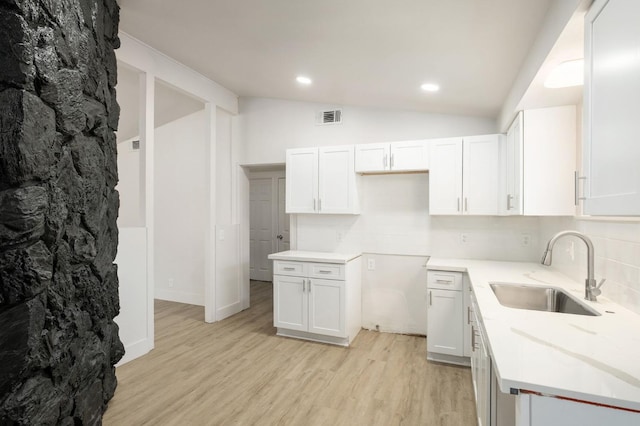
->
[505, 112, 523, 215]
[429, 138, 464, 215]
[583, 0, 640, 216]
[463, 135, 501, 215]
[285, 148, 318, 213]
[504, 106, 577, 216]
[355, 140, 429, 173]
[286, 146, 359, 214]
[429, 135, 501, 215]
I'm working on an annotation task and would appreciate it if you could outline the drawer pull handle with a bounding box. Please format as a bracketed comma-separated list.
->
[318, 270, 331, 274]
[436, 279, 452, 284]
[283, 267, 295, 271]
[467, 306, 471, 324]
[429, 291, 432, 306]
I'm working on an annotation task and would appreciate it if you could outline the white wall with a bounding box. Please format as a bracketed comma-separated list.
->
[238, 97, 497, 165]
[114, 227, 150, 365]
[215, 108, 247, 319]
[154, 110, 207, 305]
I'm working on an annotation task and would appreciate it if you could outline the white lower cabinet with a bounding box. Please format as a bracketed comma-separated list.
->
[426, 270, 470, 366]
[471, 292, 491, 426]
[273, 258, 361, 346]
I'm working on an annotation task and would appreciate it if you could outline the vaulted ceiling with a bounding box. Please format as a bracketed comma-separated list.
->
[117, 0, 555, 118]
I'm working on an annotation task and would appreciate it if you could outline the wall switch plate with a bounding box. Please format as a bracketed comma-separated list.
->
[168, 278, 174, 288]
[367, 259, 375, 271]
[219, 229, 225, 240]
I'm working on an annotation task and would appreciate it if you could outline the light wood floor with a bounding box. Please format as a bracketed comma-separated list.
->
[103, 281, 476, 425]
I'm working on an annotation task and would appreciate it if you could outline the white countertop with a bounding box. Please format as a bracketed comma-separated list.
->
[428, 258, 640, 411]
[268, 250, 361, 264]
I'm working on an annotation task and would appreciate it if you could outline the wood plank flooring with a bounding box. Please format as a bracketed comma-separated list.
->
[103, 281, 476, 425]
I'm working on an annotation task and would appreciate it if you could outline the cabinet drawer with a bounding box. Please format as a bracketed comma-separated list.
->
[308, 263, 345, 280]
[427, 271, 463, 291]
[274, 261, 306, 277]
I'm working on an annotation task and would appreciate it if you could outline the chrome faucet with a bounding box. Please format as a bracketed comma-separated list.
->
[541, 230, 605, 302]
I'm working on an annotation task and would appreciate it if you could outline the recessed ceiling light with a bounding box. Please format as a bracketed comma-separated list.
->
[296, 76, 312, 85]
[544, 59, 584, 88]
[421, 83, 440, 92]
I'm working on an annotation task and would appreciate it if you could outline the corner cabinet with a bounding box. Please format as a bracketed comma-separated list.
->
[355, 140, 429, 173]
[429, 135, 502, 215]
[286, 146, 359, 214]
[504, 106, 577, 216]
[583, 0, 640, 216]
[270, 253, 362, 346]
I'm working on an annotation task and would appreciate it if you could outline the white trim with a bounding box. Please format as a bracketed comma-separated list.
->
[204, 104, 217, 323]
[575, 215, 640, 223]
[216, 301, 243, 321]
[117, 32, 238, 114]
[139, 72, 156, 353]
[155, 289, 205, 306]
[117, 338, 153, 366]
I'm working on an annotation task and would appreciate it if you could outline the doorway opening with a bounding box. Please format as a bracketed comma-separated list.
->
[249, 166, 289, 283]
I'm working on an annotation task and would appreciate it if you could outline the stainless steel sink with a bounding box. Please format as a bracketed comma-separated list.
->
[489, 283, 600, 316]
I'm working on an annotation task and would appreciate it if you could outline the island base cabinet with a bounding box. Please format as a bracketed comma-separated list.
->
[516, 393, 640, 426]
[272, 258, 361, 346]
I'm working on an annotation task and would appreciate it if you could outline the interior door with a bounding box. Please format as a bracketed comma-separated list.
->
[277, 177, 290, 252]
[249, 178, 274, 281]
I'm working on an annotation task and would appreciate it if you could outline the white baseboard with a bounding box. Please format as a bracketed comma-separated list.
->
[216, 301, 242, 321]
[155, 289, 204, 306]
[117, 338, 153, 366]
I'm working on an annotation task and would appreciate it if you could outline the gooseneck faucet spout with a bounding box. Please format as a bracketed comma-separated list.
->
[541, 230, 605, 302]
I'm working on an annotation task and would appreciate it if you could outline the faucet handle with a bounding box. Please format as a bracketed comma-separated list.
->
[591, 279, 606, 297]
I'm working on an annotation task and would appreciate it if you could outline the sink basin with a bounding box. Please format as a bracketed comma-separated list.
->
[489, 283, 600, 316]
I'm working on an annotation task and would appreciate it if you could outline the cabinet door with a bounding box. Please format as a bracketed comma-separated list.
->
[308, 278, 345, 337]
[273, 275, 307, 332]
[477, 331, 491, 426]
[318, 146, 357, 214]
[584, 0, 640, 216]
[463, 135, 500, 215]
[505, 113, 523, 215]
[429, 138, 463, 215]
[286, 148, 318, 213]
[427, 288, 463, 356]
[390, 140, 430, 171]
[463, 281, 472, 357]
[355, 143, 389, 172]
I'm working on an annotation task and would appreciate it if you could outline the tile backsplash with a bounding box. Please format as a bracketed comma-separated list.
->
[539, 218, 640, 315]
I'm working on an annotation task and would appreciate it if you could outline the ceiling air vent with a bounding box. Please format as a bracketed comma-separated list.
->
[131, 140, 140, 150]
[316, 109, 342, 125]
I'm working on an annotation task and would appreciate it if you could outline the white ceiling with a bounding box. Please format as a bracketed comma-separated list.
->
[117, 0, 555, 118]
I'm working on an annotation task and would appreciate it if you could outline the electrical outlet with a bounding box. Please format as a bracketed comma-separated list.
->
[336, 231, 344, 242]
[168, 278, 174, 288]
[367, 259, 375, 271]
[460, 233, 468, 244]
[219, 229, 225, 240]
[522, 233, 531, 246]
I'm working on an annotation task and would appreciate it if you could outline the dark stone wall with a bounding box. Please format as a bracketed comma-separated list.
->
[0, 0, 123, 424]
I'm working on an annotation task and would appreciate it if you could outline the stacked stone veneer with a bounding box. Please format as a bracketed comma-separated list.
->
[0, 0, 123, 424]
